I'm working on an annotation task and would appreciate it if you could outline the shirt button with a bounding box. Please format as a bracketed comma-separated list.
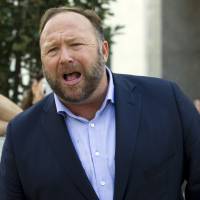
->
[100, 181, 106, 186]
[95, 151, 100, 156]
[90, 123, 95, 127]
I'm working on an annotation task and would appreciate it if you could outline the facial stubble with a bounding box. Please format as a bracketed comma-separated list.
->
[43, 49, 105, 104]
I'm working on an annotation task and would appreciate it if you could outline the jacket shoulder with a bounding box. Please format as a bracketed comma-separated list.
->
[7, 94, 54, 134]
[113, 73, 176, 92]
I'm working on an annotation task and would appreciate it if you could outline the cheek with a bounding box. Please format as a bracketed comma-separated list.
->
[77, 51, 98, 67]
[42, 57, 58, 72]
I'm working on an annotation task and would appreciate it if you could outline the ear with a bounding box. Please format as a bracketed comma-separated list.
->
[102, 40, 109, 62]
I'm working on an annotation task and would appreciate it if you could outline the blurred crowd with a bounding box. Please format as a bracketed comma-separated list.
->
[0, 74, 51, 136]
[194, 99, 200, 113]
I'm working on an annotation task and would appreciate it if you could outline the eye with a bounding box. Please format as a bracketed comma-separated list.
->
[71, 43, 83, 46]
[48, 47, 58, 53]
[47, 47, 59, 56]
[70, 43, 84, 50]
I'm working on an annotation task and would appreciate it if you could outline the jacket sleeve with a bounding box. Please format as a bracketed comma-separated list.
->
[171, 82, 200, 200]
[0, 122, 25, 200]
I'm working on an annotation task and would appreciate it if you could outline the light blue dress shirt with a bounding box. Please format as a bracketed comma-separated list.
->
[54, 68, 116, 200]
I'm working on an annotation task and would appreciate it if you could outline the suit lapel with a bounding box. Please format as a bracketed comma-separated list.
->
[113, 74, 142, 200]
[41, 95, 98, 200]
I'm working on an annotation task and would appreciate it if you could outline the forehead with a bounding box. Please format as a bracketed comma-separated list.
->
[40, 12, 96, 44]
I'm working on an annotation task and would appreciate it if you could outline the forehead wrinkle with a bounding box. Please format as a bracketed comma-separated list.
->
[40, 12, 98, 48]
[42, 22, 87, 42]
[45, 34, 95, 47]
[41, 33, 62, 50]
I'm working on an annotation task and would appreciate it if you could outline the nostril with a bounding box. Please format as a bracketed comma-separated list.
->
[68, 60, 75, 68]
[60, 57, 74, 66]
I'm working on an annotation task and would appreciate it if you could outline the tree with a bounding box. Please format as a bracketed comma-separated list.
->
[0, 0, 122, 103]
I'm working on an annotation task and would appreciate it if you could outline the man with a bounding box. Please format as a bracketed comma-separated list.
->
[1, 6, 200, 200]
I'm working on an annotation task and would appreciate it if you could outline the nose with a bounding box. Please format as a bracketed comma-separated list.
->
[59, 47, 74, 65]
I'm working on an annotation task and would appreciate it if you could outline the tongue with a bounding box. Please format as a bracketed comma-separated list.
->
[63, 72, 81, 85]
[66, 72, 79, 81]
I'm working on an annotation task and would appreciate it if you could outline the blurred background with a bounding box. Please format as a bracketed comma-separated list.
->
[1, 0, 200, 151]
[1, 0, 200, 103]
[110, 0, 200, 101]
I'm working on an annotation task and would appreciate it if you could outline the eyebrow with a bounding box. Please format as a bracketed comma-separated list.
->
[42, 41, 58, 50]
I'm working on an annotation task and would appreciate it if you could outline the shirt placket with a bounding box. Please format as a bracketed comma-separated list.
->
[88, 120, 113, 200]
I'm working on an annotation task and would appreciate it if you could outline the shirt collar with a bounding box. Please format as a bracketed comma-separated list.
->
[54, 66, 114, 118]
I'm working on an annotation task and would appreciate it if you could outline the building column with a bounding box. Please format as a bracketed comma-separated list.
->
[162, 0, 200, 99]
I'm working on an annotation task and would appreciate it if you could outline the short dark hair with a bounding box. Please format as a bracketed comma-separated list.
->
[39, 6, 104, 41]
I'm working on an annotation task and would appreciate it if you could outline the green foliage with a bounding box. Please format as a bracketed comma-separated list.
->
[0, 0, 121, 103]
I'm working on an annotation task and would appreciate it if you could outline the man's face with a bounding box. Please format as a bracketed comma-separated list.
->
[40, 12, 109, 104]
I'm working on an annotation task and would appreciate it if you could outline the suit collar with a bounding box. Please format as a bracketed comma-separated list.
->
[113, 74, 142, 200]
[42, 95, 98, 200]
[42, 73, 142, 200]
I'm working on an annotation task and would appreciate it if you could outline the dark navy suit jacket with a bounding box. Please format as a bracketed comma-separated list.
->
[1, 74, 200, 200]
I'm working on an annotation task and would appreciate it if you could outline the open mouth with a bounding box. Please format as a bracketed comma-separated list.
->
[63, 72, 82, 86]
